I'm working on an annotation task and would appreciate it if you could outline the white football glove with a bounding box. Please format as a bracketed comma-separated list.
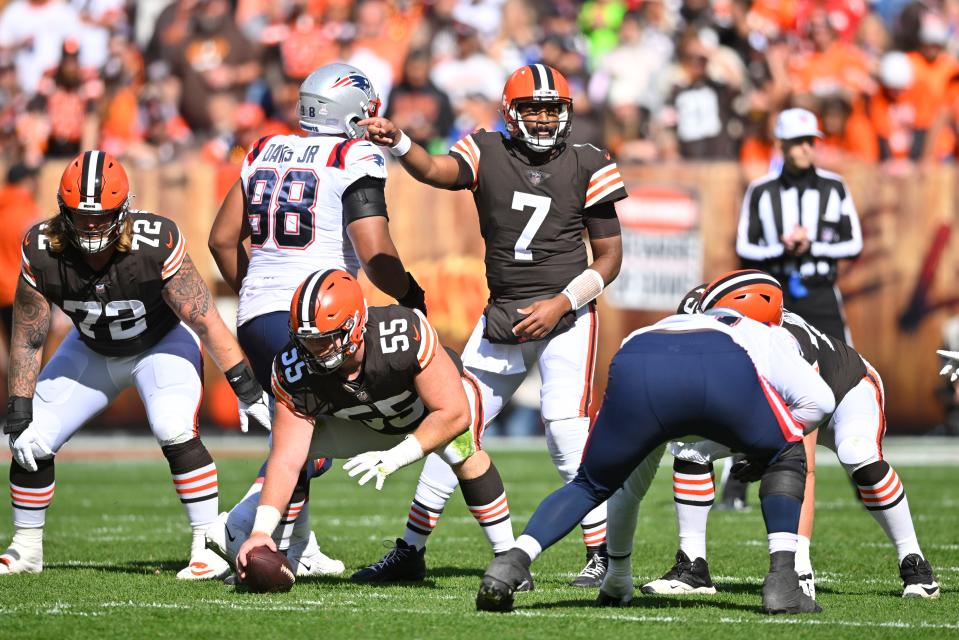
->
[343, 451, 397, 491]
[938, 350, 959, 382]
[10, 424, 54, 473]
[238, 391, 272, 433]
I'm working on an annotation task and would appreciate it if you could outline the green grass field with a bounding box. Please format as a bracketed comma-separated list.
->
[0, 446, 955, 640]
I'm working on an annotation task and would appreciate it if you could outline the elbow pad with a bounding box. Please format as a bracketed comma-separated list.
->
[342, 176, 388, 224]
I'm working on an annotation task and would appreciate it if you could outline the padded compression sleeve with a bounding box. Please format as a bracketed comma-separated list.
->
[342, 176, 389, 224]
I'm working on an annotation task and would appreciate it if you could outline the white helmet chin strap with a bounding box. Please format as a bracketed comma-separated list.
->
[510, 103, 570, 152]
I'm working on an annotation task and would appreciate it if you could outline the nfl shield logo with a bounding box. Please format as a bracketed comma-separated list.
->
[95, 283, 106, 294]
[356, 389, 369, 402]
[526, 169, 549, 186]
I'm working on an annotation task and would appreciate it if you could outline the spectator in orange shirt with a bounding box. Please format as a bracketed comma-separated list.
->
[817, 94, 879, 164]
[861, 51, 935, 161]
[789, 10, 872, 100]
[908, 15, 959, 159]
[0, 163, 40, 345]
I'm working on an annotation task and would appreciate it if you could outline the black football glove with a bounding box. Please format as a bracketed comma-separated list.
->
[225, 363, 271, 432]
[397, 272, 427, 315]
[4, 396, 33, 438]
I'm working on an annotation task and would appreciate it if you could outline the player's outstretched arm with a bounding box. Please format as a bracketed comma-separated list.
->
[8, 278, 51, 400]
[208, 179, 250, 295]
[358, 116, 462, 189]
[161, 253, 270, 431]
[237, 402, 313, 574]
[344, 346, 469, 490]
[346, 216, 425, 312]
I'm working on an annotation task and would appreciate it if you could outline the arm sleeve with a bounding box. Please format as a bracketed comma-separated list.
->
[765, 327, 835, 428]
[160, 220, 186, 281]
[735, 181, 785, 262]
[583, 201, 621, 238]
[810, 181, 863, 260]
[270, 354, 315, 419]
[412, 308, 440, 371]
[342, 176, 388, 224]
[19, 230, 40, 291]
[584, 157, 627, 209]
[449, 134, 481, 190]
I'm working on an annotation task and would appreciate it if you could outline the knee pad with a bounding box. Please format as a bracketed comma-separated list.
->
[758, 444, 806, 502]
[545, 417, 590, 480]
[155, 420, 195, 447]
[836, 435, 881, 474]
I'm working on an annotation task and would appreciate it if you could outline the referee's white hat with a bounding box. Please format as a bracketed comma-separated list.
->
[774, 108, 823, 141]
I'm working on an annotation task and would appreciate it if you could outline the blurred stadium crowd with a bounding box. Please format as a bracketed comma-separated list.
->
[3, 0, 959, 177]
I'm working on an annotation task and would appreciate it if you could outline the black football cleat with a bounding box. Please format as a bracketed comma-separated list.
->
[476, 549, 533, 612]
[900, 554, 940, 599]
[494, 550, 534, 592]
[641, 550, 717, 595]
[761, 552, 822, 614]
[350, 538, 426, 584]
[571, 544, 609, 587]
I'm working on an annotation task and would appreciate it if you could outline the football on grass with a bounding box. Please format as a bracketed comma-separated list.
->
[244, 546, 295, 593]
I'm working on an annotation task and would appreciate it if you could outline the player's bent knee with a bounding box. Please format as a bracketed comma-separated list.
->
[835, 435, 880, 473]
[156, 429, 195, 447]
[758, 444, 806, 501]
[451, 449, 490, 481]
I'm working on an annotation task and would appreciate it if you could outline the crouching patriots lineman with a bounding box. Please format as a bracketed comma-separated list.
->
[614, 271, 940, 603]
[601, 271, 940, 606]
[477, 306, 835, 614]
[1, 151, 271, 578]
[226, 270, 511, 580]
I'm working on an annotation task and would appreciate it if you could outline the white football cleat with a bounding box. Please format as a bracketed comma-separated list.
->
[177, 547, 231, 581]
[204, 511, 245, 570]
[0, 529, 43, 575]
[287, 531, 345, 577]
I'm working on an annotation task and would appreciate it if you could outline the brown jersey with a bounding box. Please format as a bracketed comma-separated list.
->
[449, 131, 626, 301]
[271, 305, 454, 435]
[20, 211, 186, 357]
[782, 309, 867, 404]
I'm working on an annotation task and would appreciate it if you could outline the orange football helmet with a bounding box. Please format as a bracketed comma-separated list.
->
[501, 64, 573, 152]
[289, 269, 367, 373]
[699, 269, 784, 325]
[58, 150, 130, 253]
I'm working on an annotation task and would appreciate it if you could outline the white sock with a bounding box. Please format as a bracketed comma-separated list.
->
[768, 531, 798, 555]
[794, 535, 812, 574]
[513, 535, 542, 562]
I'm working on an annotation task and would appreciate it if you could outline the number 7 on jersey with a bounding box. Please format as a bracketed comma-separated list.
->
[512, 191, 551, 261]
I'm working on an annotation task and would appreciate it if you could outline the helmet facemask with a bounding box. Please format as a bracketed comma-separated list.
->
[291, 311, 363, 375]
[58, 195, 128, 254]
[506, 97, 572, 152]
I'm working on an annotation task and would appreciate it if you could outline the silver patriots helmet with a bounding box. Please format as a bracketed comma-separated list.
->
[298, 63, 381, 138]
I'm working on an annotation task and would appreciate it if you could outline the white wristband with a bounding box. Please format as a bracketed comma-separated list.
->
[389, 131, 412, 157]
[562, 268, 605, 310]
[251, 505, 281, 536]
[383, 435, 425, 470]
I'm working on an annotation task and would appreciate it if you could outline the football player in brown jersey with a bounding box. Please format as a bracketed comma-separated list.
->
[1, 151, 270, 580]
[356, 63, 625, 586]
[233, 270, 515, 586]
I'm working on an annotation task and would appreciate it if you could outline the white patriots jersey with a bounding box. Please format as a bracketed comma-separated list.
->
[624, 313, 835, 433]
[236, 133, 388, 326]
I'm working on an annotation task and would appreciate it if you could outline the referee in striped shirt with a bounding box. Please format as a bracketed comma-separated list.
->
[736, 108, 863, 343]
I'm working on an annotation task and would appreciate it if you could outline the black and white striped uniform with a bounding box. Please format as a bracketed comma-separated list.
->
[735, 167, 862, 342]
